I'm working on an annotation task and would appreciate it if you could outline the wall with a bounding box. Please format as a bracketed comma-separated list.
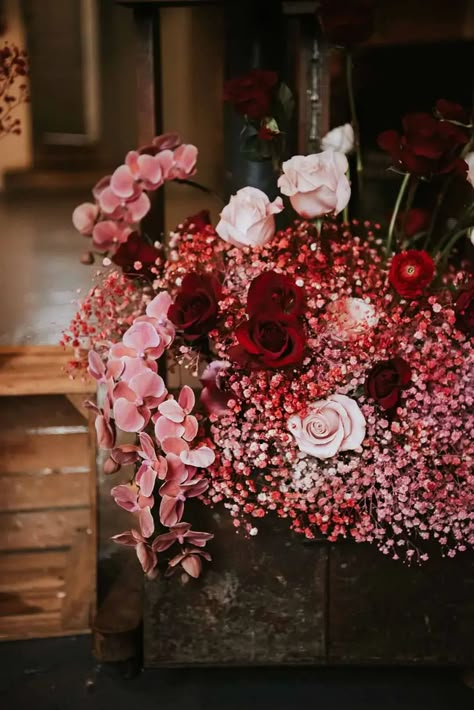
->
[0, 0, 32, 189]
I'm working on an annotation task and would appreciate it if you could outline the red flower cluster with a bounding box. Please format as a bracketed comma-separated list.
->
[0, 42, 28, 138]
[224, 69, 278, 120]
[389, 250, 435, 298]
[168, 273, 222, 341]
[231, 271, 306, 369]
[366, 357, 411, 410]
[378, 112, 468, 178]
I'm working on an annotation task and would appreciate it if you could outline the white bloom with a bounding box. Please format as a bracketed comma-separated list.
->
[321, 124, 354, 155]
[465, 152, 474, 188]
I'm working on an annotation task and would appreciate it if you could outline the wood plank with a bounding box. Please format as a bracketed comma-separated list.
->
[0, 611, 90, 641]
[0, 550, 68, 577]
[0, 432, 90, 474]
[0, 509, 91, 551]
[61, 530, 95, 630]
[0, 588, 63, 618]
[0, 395, 86, 432]
[0, 346, 94, 396]
[144, 504, 328, 667]
[328, 544, 474, 664]
[0, 471, 90, 511]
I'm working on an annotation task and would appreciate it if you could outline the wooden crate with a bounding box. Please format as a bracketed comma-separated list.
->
[0, 347, 97, 641]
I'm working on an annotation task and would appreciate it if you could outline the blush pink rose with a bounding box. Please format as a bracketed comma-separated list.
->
[278, 151, 351, 218]
[326, 297, 379, 341]
[288, 393, 366, 460]
[216, 186, 283, 248]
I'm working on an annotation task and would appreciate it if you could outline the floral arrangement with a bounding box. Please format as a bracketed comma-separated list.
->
[0, 40, 28, 140]
[65, 47, 474, 579]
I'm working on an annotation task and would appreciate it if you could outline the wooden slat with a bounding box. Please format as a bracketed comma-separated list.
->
[61, 530, 95, 630]
[0, 611, 90, 641]
[0, 432, 90, 474]
[0, 588, 63, 617]
[0, 551, 68, 594]
[0, 509, 91, 551]
[0, 346, 94, 396]
[0, 471, 90, 511]
[0, 395, 86, 432]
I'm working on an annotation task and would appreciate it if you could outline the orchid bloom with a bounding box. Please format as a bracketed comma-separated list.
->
[135, 432, 168, 497]
[112, 529, 158, 578]
[165, 547, 211, 579]
[112, 369, 167, 433]
[152, 522, 213, 552]
[124, 149, 174, 190]
[85, 397, 115, 449]
[94, 174, 151, 225]
[110, 320, 168, 363]
[158, 453, 210, 527]
[111, 483, 155, 538]
[169, 143, 198, 179]
[91, 220, 132, 252]
[154, 385, 199, 442]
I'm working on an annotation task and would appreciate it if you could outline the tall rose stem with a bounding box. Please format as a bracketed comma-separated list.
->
[401, 176, 420, 235]
[346, 52, 363, 179]
[386, 172, 411, 255]
[437, 227, 470, 264]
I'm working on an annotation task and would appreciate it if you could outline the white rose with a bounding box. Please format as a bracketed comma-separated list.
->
[326, 297, 379, 341]
[321, 124, 354, 155]
[216, 186, 284, 249]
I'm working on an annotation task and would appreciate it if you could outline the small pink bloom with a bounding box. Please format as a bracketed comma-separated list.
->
[153, 132, 182, 151]
[92, 220, 132, 251]
[111, 483, 155, 538]
[110, 164, 137, 199]
[152, 522, 213, 552]
[112, 529, 158, 578]
[170, 143, 198, 179]
[110, 321, 167, 362]
[135, 432, 168, 497]
[216, 186, 283, 249]
[165, 547, 211, 579]
[200, 360, 233, 415]
[159, 458, 209, 527]
[288, 393, 366, 460]
[112, 370, 166, 433]
[278, 151, 351, 218]
[154, 386, 198, 443]
[72, 202, 99, 235]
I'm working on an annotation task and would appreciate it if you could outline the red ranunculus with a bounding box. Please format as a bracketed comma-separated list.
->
[365, 357, 411, 410]
[389, 250, 435, 298]
[378, 113, 468, 177]
[112, 233, 162, 278]
[454, 284, 474, 334]
[318, 0, 375, 46]
[435, 99, 469, 124]
[224, 69, 278, 121]
[167, 273, 222, 341]
[181, 210, 212, 235]
[231, 313, 305, 369]
[396, 208, 431, 238]
[247, 270, 306, 318]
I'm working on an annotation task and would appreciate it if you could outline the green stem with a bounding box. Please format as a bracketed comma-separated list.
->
[423, 175, 454, 251]
[437, 227, 470, 264]
[386, 172, 411, 256]
[346, 51, 363, 176]
[401, 176, 420, 235]
[175, 178, 225, 204]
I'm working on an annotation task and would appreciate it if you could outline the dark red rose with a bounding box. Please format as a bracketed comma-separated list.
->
[318, 0, 375, 46]
[378, 113, 468, 177]
[112, 233, 162, 278]
[180, 210, 212, 235]
[167, 273, 222, 341]
[454, 284, 474, 334]
[231, 313, 305, 369]
[365, 357, 411, 410]
[247, 270, 306, 318]
[224, 69, 278, 120]
[396, 208, 431, 238]
[389, 250, 435, 299]
[435, 99, 469, 124]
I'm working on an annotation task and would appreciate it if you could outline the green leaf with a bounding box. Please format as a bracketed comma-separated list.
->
[277, 82, 295, 122]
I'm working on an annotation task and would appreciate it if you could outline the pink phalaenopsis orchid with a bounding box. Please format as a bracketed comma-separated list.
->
[169, 143, 198, 179]
[110, 320, 168, 362]
[111, 483, 155, 538]
[158, 453, 210, 527]
[154, 385, 199, 442]
[165, 547, 212, 579]
[72, 202, 99, 235]
[152, 522, 213, 552]
[85, 397, 115, 450]
[135, 432, 168, 497]
[112, 369, 166, 433]
[112, 529, 158, 578]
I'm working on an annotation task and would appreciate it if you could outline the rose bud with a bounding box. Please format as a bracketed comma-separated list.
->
[454, 284, 474, 334]
[321, 123, 354, 154]
[365, 357, 411, 410]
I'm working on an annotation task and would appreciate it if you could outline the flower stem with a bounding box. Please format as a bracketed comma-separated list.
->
[346, 51, 363, 177]
[175, 178, 225, 204]
[386, 172, 411, 255]
[437, 227, 470, 264]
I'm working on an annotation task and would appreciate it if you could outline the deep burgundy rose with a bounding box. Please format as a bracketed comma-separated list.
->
[112, 233, 162, 278]
[231, 313, 305, 369]
[435, 99, 469, 124]
[378, 113, 468, 177]
[454, 284, 474, 334]
[389, 250, 435, 298]
[396, 208, 431, 238]
[247, 270, 306, 318]
[318, 0, 375, 46]
[181, 210, 212, 235]
[167, 273, 222, 341]
[224, 69, 278, 120]
[366, 357, 411, 410]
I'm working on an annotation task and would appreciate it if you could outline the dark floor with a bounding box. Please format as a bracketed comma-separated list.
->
[0, 637, 473, 710]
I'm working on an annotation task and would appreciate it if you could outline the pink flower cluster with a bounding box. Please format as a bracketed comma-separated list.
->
[72, 133, 197, 252]
[85, 291, 215, 578]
